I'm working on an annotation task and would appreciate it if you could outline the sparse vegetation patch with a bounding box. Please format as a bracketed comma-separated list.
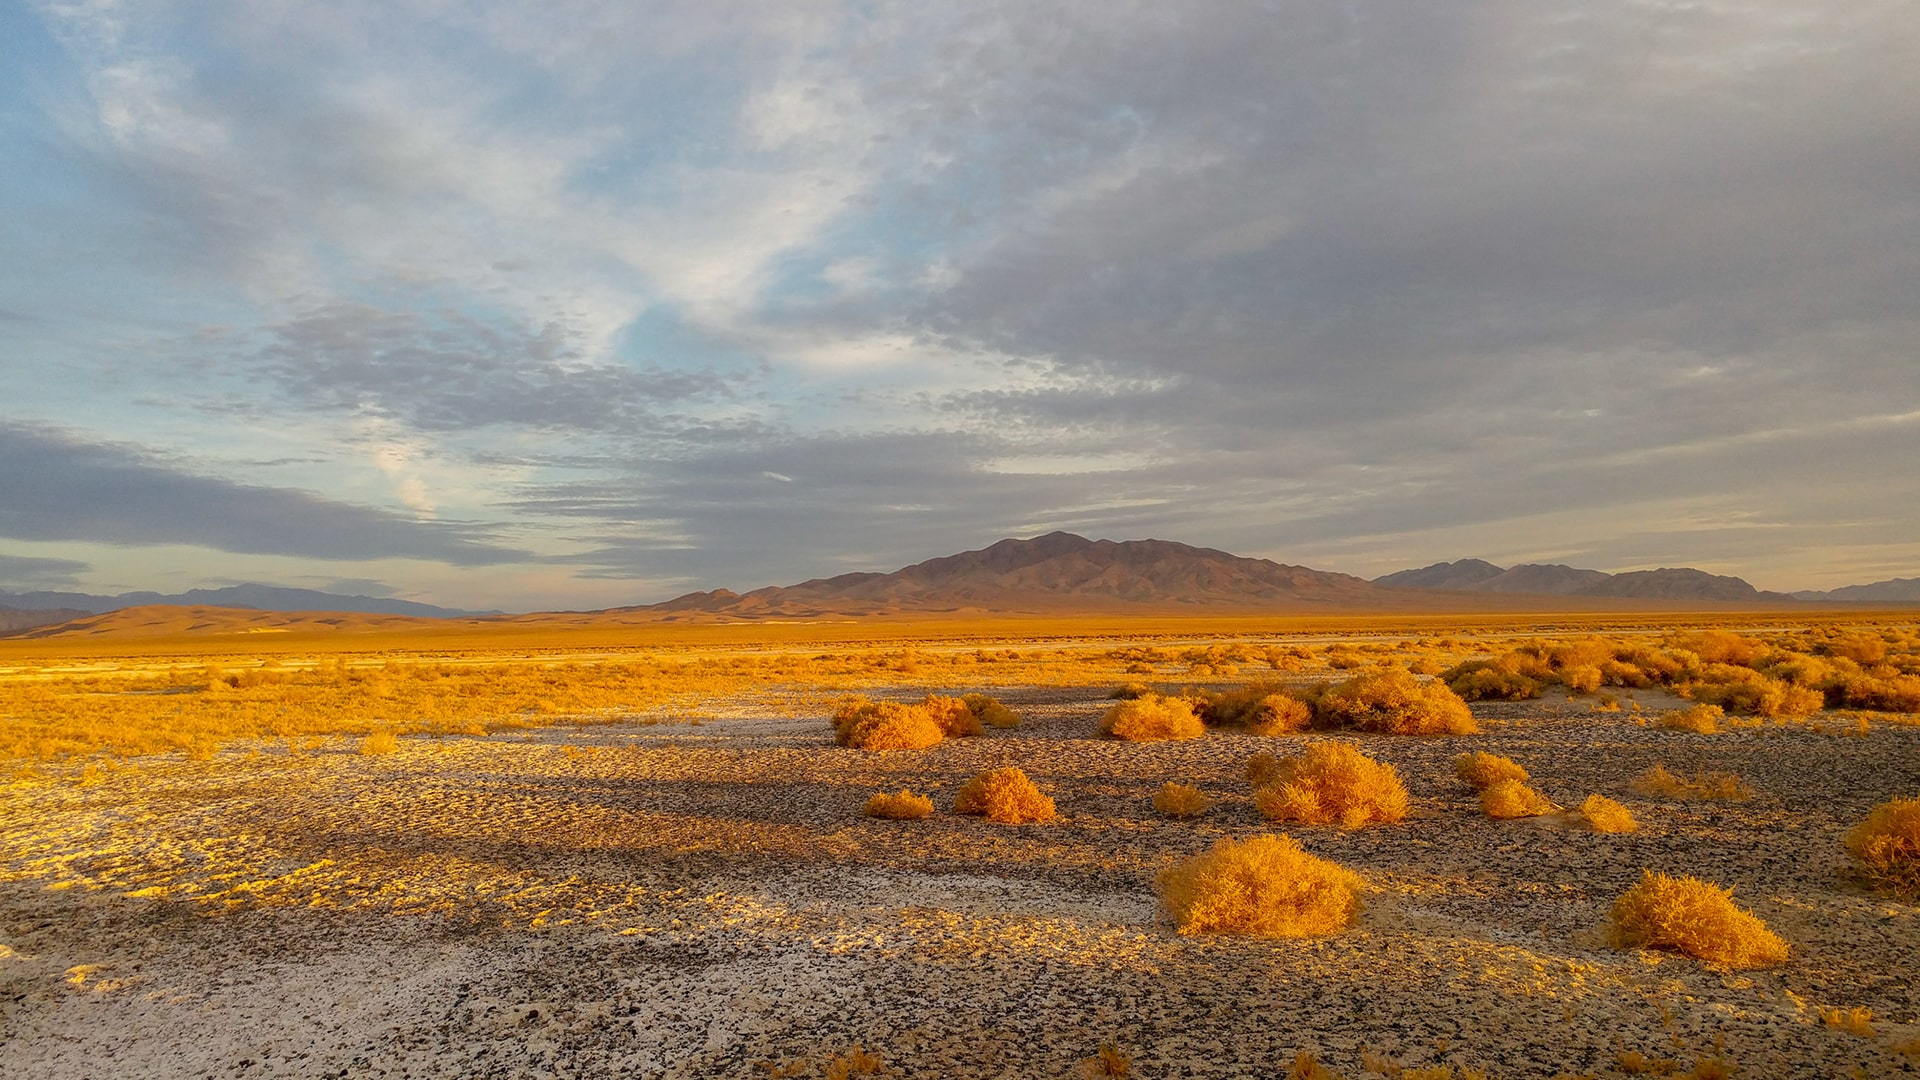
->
[1608, 870, 1789, 968]
[1100, 694, 1205, 741]
[1845, 795, 1920, 897]
[1250, 742, 1409, 828]
[953, 767, 1056, 824]
[1157, 834, 1364, 937]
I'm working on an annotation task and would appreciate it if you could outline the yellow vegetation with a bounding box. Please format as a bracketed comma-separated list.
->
[1250, 742, 1409, 828]
[1152, 782, 1214, 819]
[1579, 794, 1638, 833]
[1656, 703, 1724, 734]
[824, 1045, 886, 1080]
[832, 698, 944, 751]
[1820, 1006, 1875, 1037]
[1844, 795, 1920, 897]
[1284, 1052, 1344, 1080]
[961, 692, 1021, 728]
[1453, 751, 1527, 790]
[1311, 666, 1477, 735]
[1479, 778, 1557, 819]
[1079, 1042, 1131, 1077]
[953, 767, 1056, 824]
[920, 694, 985, 738]
[864, 790, 935, 820]
[1630, 764, 1752, 801]
[1156, 833, 1364, 937]
[1100, 694, 1205, 741]
[1607, 870, 1789, 968]
[357, 729, 398, 756]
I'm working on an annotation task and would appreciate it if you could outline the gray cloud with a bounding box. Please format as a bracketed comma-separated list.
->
[0, 553, 91, 590]
[0, 423, 529, 565]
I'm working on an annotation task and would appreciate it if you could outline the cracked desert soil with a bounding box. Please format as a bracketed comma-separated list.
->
[2, 689, 1917, 1078]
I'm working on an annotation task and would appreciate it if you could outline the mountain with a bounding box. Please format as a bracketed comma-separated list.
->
[0, 584, 498, 619]
[1, 604, 462, 640]
[1374, 560, 1795, 602]
[0, 604, 91, 633]
[637, 532, 1392, 616]
[1794, 578, 1920, 603]
[1372, 559, 1505, 590]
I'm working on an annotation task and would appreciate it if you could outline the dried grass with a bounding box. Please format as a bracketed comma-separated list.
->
[1152, 782, 1214, 819]
[953, 767, 1056, 824]
[1156, 834, 1364, 937]
[1607, 870, 1789, 968]
[832, 698, 945, 751]
[1100, 694, 1205, 741]
[1453, 751, 1528, 790]
[864, 790, 934, 820]
[1579, 794, 1639, 833]
[1250, 742, 1409, 828]
[1312, 666, 1477, 735]
[1479, 778, 1557, 819]
[1845, 795, 1920, 897]
[1630, 764, 1752, 801]
[1655, 703, 1724, 734]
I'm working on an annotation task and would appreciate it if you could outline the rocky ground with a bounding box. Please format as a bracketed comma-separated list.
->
[2, 687, 1917, 1078]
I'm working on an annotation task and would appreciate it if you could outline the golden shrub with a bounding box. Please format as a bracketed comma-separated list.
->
[1453, 751, 1528, 790]
[1156, 833, 1364, 937]
[1656, 703, 1724, 734]
[1250, 742, 1408, 828]
[1479, 778, 1558, 819]
[358, 729, 398, 755]
[961, 692, 1021, 728]
[1283, 1052, 1344, 1080]
[1079, 1042, 1131, 1078]
[1821, 1006, 1876, 1036]
[1246, 751, 1283, 788]
[1845, 795, 1920, 897]
[1442, 657, 1544, 701]
[953, 767, 1056, 824]
[1152, 782, 1214, 819]
[1100, 694, 1205, 741]
[1579, 794, 1639, 833]
[1607, 870, 1788, 968]
[824, 1045, 885, 1080]
[1313, 666, 1478, 735]
[1630, 764, 1752, 801]
[832, 698, 944, 751]
[864, 789, 934, 820]
[1244, 693, 1314, 735]
[921, 694, 985, 737]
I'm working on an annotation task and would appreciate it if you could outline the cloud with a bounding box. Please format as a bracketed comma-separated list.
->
[0, 553, 91, 590]
[0, 423, 529, 565]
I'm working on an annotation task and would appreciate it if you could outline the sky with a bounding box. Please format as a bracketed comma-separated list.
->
[3, 1, 1917, 612]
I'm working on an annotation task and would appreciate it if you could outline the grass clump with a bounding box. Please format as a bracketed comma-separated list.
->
[1630, 764, 1753, 801]
[864, 789, 934, 820]
[1607, 869, 1788, 968]
[1100, 694, 1204, 741]
[358, 729, 398, 755]
[1579, 793, 1639, 833]
[1820, 1006, 1876, 1037]
[1479, 778, 1558, 819]
[1079, 1042, 1132, 1077]
[1249, 742, 1409, 828]
[960, 692, 1021, 728]
[1453, 750, 1528, 790]
[832, 698, 945, 751]
[1190, 683, 1314, 734]
[1655, 703, 1724, 734]
[1311, 666, 1477, 735]
[1845, 795, 1920, 897]
[1156, 833, 1364, 937]
[953, 767, 1056, 824]
[1152, 782, 1214, 819]
[920, 695, 985, 738]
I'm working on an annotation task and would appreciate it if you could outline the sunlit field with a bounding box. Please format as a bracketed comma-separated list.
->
[3, 613, 1918, 1078]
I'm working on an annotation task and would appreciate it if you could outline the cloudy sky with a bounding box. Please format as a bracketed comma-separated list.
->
[3, 1, 1917, 611]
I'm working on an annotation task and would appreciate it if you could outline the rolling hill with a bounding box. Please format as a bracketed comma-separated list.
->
[1373, 559, 1796, 602]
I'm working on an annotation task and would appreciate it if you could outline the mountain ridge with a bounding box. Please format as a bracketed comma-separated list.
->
[0, 584, 498, 620]
[1372, 559, 1799, 602]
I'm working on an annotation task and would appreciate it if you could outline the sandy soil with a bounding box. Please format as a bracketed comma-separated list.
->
[2, 689, 1916, 1078]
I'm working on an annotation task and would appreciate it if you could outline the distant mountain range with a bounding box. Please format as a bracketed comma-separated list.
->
[1792, 578, 1920, 603]
[1374, 559, 1830, 603]
[0, 584, 497, 627]
[636, 531, 1389, 616]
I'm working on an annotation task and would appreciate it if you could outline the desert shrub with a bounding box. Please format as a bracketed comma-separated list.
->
[864, 789, 935, 820]
[1192, 682, 1314, 734]
[960, 692, 1021, 729]
[1676, 629, 1764, 666]
[953, 767, 1056, 823]
[1244, 693, 1314, 735]
[1100, 694, 1205, 741]
[1580, 794, 1639, 833]
[1080, 1042, 1132, 1078]
[1630, 764, 1752, 801]
[824, 1046, 886, 1080]
[1656, 703, 1725, 734]
[1831, 671, 1920, 713]
[358, 729, 398, 755]
[921, 694, 985, 737]
[1156, 834, 1364, 937]
[1283, 1053, 1344, 1080]
[1453, 751, 1528, 790]
[1152, 782, 1214, 819]
[1683, 666, 1824, 718]
[832, 698, 944, 751]
[1246, 751, 1284, 789]
[1442, 658, 1543, 701]
[1250, 742, 1409, 828]
[1821, 1006, 1876, 1036]
[1845, 795, 1920, 897]
[1820, 633, 1890, 665]
[1607, 870, 1789, 968]
[1480, 778, 1558, 819]
[1108, 682, 1153, 700]
[1313, 667, 1477, 735]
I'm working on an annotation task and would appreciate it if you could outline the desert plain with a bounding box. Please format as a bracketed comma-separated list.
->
[1, 613, 1916, 1079]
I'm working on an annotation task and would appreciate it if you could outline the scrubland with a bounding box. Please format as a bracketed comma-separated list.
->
[1, 614, 1918, 1077]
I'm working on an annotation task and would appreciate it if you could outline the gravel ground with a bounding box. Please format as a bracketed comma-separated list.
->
[2, 687, 1917, 1078]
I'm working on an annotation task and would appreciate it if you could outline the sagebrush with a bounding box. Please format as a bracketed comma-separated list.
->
[1157, 834, 1364, 937]
[1608, 870, 1788, 968]
[1249, 742, 1409, 828]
